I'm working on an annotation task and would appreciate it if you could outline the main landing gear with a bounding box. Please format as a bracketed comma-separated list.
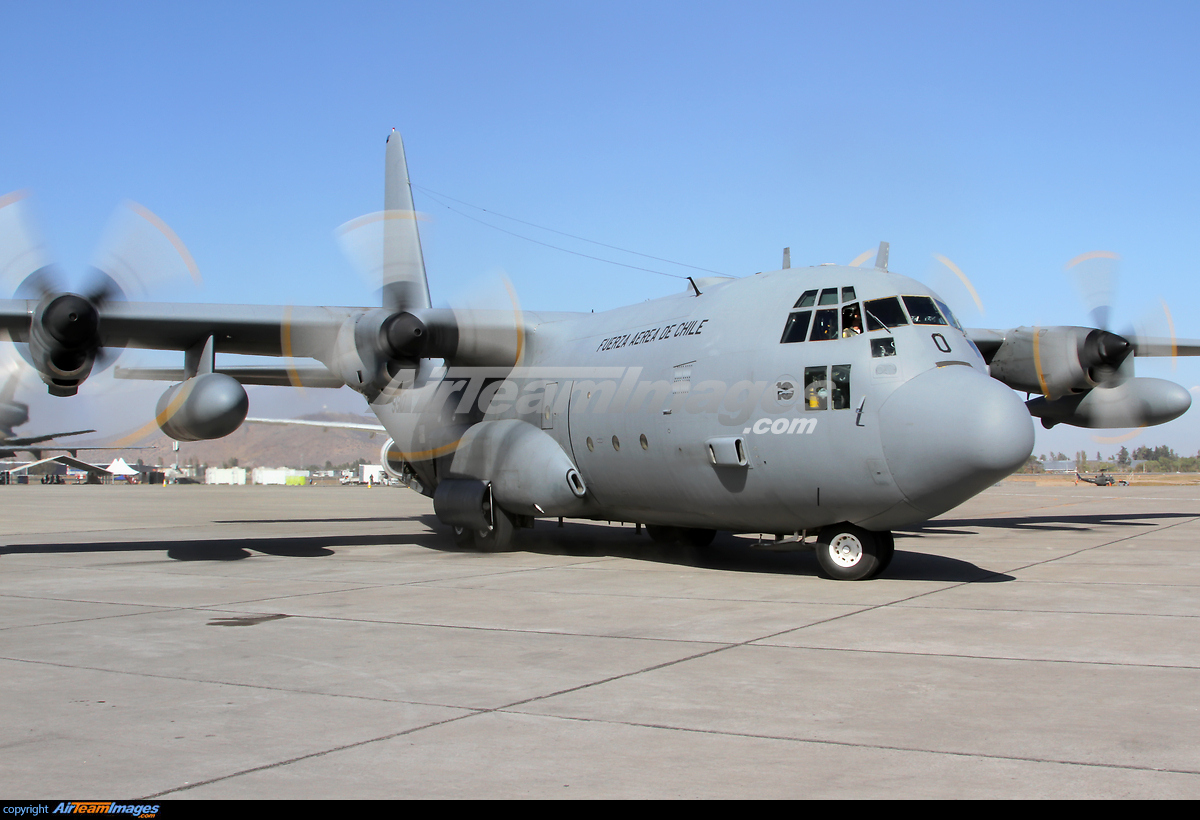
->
[814, 523, 894, 581]
[453, 506, 517, 552]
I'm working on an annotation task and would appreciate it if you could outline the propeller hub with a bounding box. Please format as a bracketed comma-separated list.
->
[380, 312, 429, 360]
[42, 294, 99, 348]
[1080, 328, 1132, 371]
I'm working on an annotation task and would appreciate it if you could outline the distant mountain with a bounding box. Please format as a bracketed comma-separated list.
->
[72, 412, 386, 470]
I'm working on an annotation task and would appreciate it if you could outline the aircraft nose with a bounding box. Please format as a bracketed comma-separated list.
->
[878, 365, 1034, 517]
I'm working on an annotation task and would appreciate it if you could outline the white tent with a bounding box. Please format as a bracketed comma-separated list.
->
[105, 458, 140, 477]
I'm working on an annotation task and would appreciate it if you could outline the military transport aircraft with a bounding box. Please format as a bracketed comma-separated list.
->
[0, 131, 1196, 579]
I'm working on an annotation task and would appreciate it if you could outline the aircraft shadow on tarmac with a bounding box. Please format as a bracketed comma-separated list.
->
[411, 514, 1014, 583]
[0, 534, 417, 561]
[0, 516, 1013, 582]
[902, 510, 1193, 535]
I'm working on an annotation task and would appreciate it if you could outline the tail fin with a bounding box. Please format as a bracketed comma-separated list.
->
[382, 130, 432, 312]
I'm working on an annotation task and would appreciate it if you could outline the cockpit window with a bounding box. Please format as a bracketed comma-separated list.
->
[841, 286, 856, 302]
[934, 299, 963, 330]
[903, 295, 947, 325]
[841, 303, 862, 337]
[804, 367, 828, 410]
[830, 365, 851, 409]
[818, 288, 840, 306]
[780, 310, 812, 343]
[793, 289, 817, 309]
[863, 297, 909, 330]
[810, 308, 839, 341]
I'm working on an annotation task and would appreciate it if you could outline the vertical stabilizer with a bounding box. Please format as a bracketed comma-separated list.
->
[383, 131, 432, 311]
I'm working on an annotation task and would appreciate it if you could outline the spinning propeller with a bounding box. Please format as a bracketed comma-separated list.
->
[0, 191, 202, 397]
[1023, 250, 1197, 430]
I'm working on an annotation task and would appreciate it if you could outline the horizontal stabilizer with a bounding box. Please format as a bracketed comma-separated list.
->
[245, 417, 386, 432]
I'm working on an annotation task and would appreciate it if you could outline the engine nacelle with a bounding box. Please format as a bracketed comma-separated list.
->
[987, 326, 1132, 398]
[1027, 378, 1192, 429]
[156, 373, 249, 442]
[28, 293, 101, 397]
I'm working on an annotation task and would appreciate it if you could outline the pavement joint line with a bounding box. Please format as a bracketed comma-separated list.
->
[735, 514, 1200, 640]
[142, 641, 754, 798]
[738, 642, 1200, 671]
[976, 514, 1200, 579]
[147, 649, 1200, 799]
[489, 711, 1200, 778]
[8, 487, 1200, 796]
[890, 603, 1200, 619]
[0, 652, 497, 711]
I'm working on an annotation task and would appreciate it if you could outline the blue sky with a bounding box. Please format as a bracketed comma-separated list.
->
[2, 2, 1199, 457]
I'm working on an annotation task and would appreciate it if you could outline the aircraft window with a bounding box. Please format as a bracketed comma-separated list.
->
[793, 289, 817, 308]
[871, 337, 897, 357]
[612, 435, 620, 451]
[809, 309, 839, 341]
[779, 310, 812, 343]
[640, 434, 649, 450]
[818, 288, 840, 306]
[804, 366, 828, 410]
[903, 295, 947, 326]
[935, 298, 963, 330]
[831, 365, 851, 409]
[863, 297, 909, 330]
[841, 286, 856, 302]
[841, 303, 862, 337]
[586, 437, 594, 452]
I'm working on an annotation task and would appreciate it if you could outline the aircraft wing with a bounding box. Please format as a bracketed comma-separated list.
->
[966, 327, 1200, 361]
[0, 300, 356, 359]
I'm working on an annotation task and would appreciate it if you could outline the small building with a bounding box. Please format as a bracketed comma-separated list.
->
[205, 467, 247, 485]
[251, 467, 310, 486]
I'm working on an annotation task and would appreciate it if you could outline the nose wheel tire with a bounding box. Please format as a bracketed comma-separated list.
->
[815, 524, 887, 580]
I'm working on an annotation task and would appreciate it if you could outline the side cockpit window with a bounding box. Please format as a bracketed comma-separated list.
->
[903, 295, 947, 326]
[831, 365, 851, 409]
[803, 365, 852, 411]
[934, 298, 963, 330]
[804, 367, 828, 410]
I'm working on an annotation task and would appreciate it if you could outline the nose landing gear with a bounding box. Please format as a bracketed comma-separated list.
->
[814, 523, 894, 580]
